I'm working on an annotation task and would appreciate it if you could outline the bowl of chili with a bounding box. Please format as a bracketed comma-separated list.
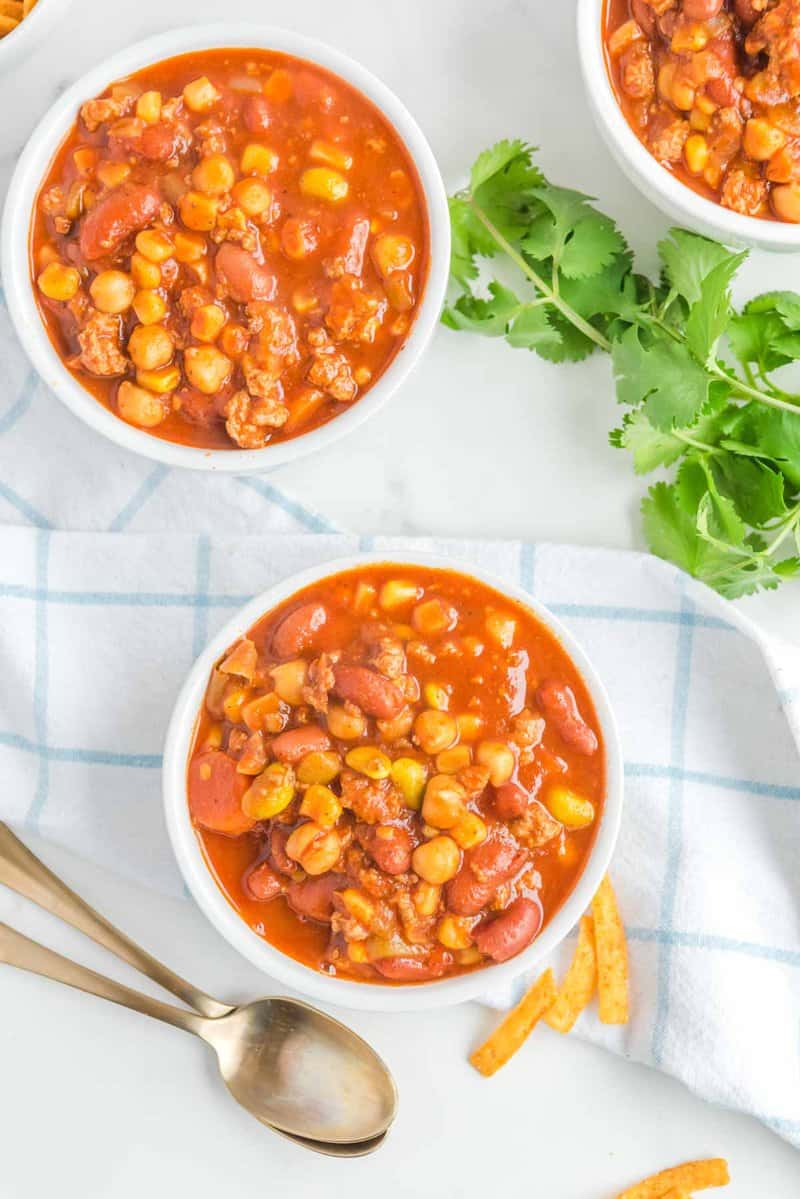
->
[163, 553, 624, 1012]
[578, 0, 800, 249]
[1, 24, 448, 469]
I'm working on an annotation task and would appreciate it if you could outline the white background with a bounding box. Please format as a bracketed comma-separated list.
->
[1, 1, 800, 1195]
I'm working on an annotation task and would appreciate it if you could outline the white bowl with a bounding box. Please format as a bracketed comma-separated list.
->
[163, 552, 624, 1013]
[1, 24, 450, 472]
[577, 0, 800, 252]
[0, 0, 73, 75]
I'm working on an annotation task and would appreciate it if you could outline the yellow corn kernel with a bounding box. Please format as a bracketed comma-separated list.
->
[743, 117, 786, 162]
[241, 692, 284, 734]
[135, 228, 173, 263]
[263, 68, 293, 102]
[37, 243, 61, 270]
[771, 183, 800, 222]
[132, 289, 167, 326]
[232, 176, 272, 217]
[96, 161, 131, 189]
[671, 21, 709, 54]
[657, 63, 676, 101]
[116, 381, 166, 429]
[190, 303, 227, 343]
[285, 822, 340, 875]
[173, 230, 207, 263]
[475, 740, 515, 786]
[184, 345, 232, 395]
[412, 598, 456, 637]
[222, 682, 250, 723]
[90, 269, 134, 314]
[703, 159, 723, 190]
[422, 774, 467, 830]
[193, 153, 236, 197]
[371, 233, 415, 279]
[241, 143, 280, 177]
[353, 581, 377, 614]
[451, 812, 488, 850]
[671, 75, 695, 112]
[37, 262, 81, 302]
[695, 91, 718, 115]
[437, 915, 472, 950]
[73, 146, 97, 177]
[436, 745, 472, 775]
[136, 364, 181, 395]
[607, 17, 642, 57]
[424, 682, 450, 711]
[291, 285, 319, 314]
[412, 835, 461, 885]
[201, 723, 224, 750]
[378, 579, 420, 610]
[354, 365, 372, 387]
[269, 658, 308, 706]
[390, 757, 428, 809]
[546, 785, 595, 830]
[456, 947, 483, 966]
[128, 324, 173, 371]
[179, 191, 218, 232]
[130, 253, 161, 289]
[684, 133, 709, 175]
[297, 750, 342, 786]
[347, 941, 369, 964]
[485, 609, 516, 648]
[345, 746, 392, 780]
[285, 386, 326, 433]
[339, 888, 376, 927]
[309, 139, 353, 172]
[414, 709, 458, 755]
[326, 703, 366, 740]
[300, 783, 342, 828]
[241, 762, 296, 820]
[183, 76, 221, 113]
[413, 881, 441, 917]
[689, 106, 712, 132]
[456, 713, 483, 742]
[300, 167, 349, 203]
[136, 90, 162, 124]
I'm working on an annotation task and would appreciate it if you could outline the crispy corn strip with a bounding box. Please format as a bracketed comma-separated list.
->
[545, 914, 597, 1033]
[616, 1158, 730, 1198]
[593, 874, 629, 1024]
[661, 1191, 691, 1199]
[0, 0, 22, 14]
[0, 12, 20, 33]
[22, 0, 37, 14]
[469, 968, 556, 1077]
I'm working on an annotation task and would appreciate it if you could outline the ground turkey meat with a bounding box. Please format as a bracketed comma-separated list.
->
[364, 631, 406, 680]
[306, 328, 357, 401]
[650, 116, 690, 162]
[78, 311, 127, 376]
[302, 653, 336, 712]
[339, 768, 404, 825]
[620, 42, 655, 100]
[225, 388, 288, 448]
[510, 801, 562, 850]
[325, 275, 387, 344]
[721, 168, 768, 214]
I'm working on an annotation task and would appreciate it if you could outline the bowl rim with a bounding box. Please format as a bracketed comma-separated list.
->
[162, 550, 625, 1013]
[0, 22, 450, 473]
[576, 0, 800, 250]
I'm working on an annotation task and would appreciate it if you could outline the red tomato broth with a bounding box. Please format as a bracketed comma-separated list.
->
[30, 48, 429, 449]
[187, 565, 606, 984]
[603, 0, 800, 222]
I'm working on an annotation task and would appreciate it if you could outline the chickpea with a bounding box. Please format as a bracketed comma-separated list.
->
[772, 184, 800, 223]
[327, 702, 366, 740]
[296, 750, 342, 786]
[136, 364, 181, 395]
[309, 139, 353, 172]
[412, 835, 461, 885]
[128, 324, 174, 371]
[379, 579, 420, 610]
[435, 746, 472, 774]
[116, 381, 166, 428]
[136, 90, 162, 125]
[89, 269, 134, 314]
[37, 262, 80, 302]
[414, 709, 458, 755]
[269, 658, 308, 705]
[184, 345, 232, 394]
[241, 143, 280, 176]
[421, 774, 466, 829]
[132, 290, 167, 326]
[546, 785, 595, 830]
[371, 233, 415, 279]
[285, 822, 341, 875]
[413, 881, 441, 917]
[476, 739, 516, 786]
[437, 915, 472, 950]
[190, 303, 227, 343]
[173, 231, 207, 263]
[376, 707, 414, 741]
[192, 153, 236, 197]
[179, 190, 218, 232]
[135, 229, 173, 263]
[130, 252, 161, 289]
[299, 784, 342, 828]
[451, 812, 488, 850]
[232, 177, 272, 217]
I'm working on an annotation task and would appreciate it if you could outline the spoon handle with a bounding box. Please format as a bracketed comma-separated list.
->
[0, 920, 209, 1037]
[0, 822, 230, 1019]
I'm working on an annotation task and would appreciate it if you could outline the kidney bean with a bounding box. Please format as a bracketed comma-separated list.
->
[330, 215, 370, 276]
[245, 860, 283, 901]
[139, 124, 181, 161]
[536, 680, 598, 757]
[271, 724, 331, 763]
[243, 94, 271, 132]
[215, 242, 277, 303]
[472, 897, 542, 963]
[332, 664, 404, 719]
[272, 601, 328, 657]
[631, 0, 656, 37]
[286, 872, 347, 922]
[79, 183, 161, 260]
[493, 781, 529, 821]
[734, 0, 760, 24]
[188, 750, 254, 836]
[356, 823, 413, 875]
[373, 954, 450, 982]
[683, 0, 724, 17]
[446, 831, 526, 916]
[269, 825, 295, 875]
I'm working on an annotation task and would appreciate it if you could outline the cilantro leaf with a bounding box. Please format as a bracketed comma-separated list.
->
[658, 229, 746, 307]
[610, 411, 685, 474]
[714, 454, 788, 527]
[612, 326, 710, 430]
[560, 214, 627, 279]
[442, 281, 521, 337]
[470, 139, 534, 193]
[641, 481, 701, 575]
[506, 305, 563, 356]
[684, 252, 746, 364]
[725, 405, 800, 488]
[727, 309, 794, 371]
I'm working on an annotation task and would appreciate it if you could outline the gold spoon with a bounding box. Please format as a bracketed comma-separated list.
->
[0, 823, 396, 1152]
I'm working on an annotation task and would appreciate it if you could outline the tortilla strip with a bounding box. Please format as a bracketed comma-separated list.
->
[616, 1158, 730, 1198]
[593, 874, 630, 1024]
[545, 914, 597, 1033]
[469, 969, 556, 1077]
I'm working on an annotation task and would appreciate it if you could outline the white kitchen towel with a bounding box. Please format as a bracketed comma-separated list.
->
[0, 526, 799, 1148]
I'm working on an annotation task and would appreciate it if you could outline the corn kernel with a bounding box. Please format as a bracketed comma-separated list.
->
[345, 746, 392, 780]
[190, 303, 227, 343]
[437, 915, 472, 950]
[339, 888, 376, 927]
[173, 230, 206, 263]
[684, 133, 709, 175]
[241, 143, 279, 177]
[73, 146, 97, 177]
[451, 812, 488, 850]
[135, 229, 173, 263]
[327, 703, 366, 740]
[132, 289, 166, 326]
[130, 253, 161, 289]
[263, 68, 293, 102]
[136, 364, 180, 395]
[300, 167, 349, 203]
[179, 191, 218, 232]
[136, 90, 162, 124]
[183, 76, 220, 113]
[475, 740, 515, 786]
[379, 579, 421, 610]
[309, 139, 353, 172]
[241, 692, 285, 734]
[96, 161, 131, 189]
[269, 658, 308, 705]
[671, 21, 709, 54]
[297, 750, 342, 785]
[371, 233, 415, 279]
[424, 682, 450, 711]
[456, 713, 483, 742]
[232, 176, 272, 217]
[546, 785, 595, 829]
[413, 881, 441, 917]
[743, 118, 786, 162]
[435, 745, 472, 774]
[201, 723, 224, 750]
[689, 106, 712, 132]
[193, 153, 236, 197]
[456, 947, 483, 966]
[607, 17, 642, 56]
[300, 783, 342, 828]
[390, 757, 428, 809]
[241, 762, 295, 819]
[347, 941, 369, 964]
[116, 381, 165, 429]
[37, 262, 81, 302]
[485, 609, 516, 648]
[695, 92, 718, 115]
[412, 597, 456, 637]
[412, 836, 461, 885]
[291, 286, 319, 315]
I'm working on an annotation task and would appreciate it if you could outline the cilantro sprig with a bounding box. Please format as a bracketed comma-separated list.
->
[444, 140, 800, 598]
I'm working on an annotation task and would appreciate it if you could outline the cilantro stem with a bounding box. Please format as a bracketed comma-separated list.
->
[465, 197, 612, 354]
[707, 364, 800, 416]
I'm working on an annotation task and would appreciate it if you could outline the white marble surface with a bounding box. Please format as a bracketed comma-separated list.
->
[1, 0, 799, 1195]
